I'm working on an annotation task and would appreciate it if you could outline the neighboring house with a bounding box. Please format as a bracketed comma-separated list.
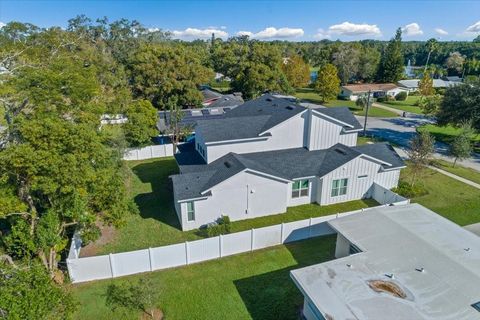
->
[339, 83, 407, 101]
[291, 203, 480, 320]
[201, 88, 243, 107]
[170, 95, 405, 231]
[194, 95, 362, 163]
[398, 78, 462, 92]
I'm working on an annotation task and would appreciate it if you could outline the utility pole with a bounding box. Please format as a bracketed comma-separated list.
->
[362, 90, 371, 136]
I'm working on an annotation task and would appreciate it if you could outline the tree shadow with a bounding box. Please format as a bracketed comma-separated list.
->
[233, 235, 336, 320]
[131, 159, 182, 230]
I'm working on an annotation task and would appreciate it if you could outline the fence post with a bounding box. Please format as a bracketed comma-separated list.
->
[150, 146, 153, 159]
[185, 241, 189, 265]
[109, 254, 116, 278]
[280, 223, 284, 243]
[219, 235, 223, 258]
[148, 248, 154, 271]
[251, 229, 255, 251]
[309, 218, 312, 238]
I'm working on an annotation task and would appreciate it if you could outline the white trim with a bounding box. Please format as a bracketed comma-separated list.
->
[178, 195, 210, 203]
[311, 109, 354, 128]
[359, 154, 392, 167]
[204, 135, 270, 146]
[381, 165, 406, 172]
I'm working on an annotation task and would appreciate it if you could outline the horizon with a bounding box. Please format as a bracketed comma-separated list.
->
[1, 0, 480, 42]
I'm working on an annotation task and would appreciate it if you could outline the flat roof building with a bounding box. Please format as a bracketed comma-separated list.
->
[291, 204, 480, 320]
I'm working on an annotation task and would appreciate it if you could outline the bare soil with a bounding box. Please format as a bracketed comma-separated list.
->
[79, 221, 117, 257]
[140, 308, 163, 320]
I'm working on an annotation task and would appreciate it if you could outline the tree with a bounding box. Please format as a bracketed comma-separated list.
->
[355, 95, 370, 110]
[128, 44, 214, 109]
[0, 263, 76, 319]
[377, 28, 404, 82]
[449, 122, 474, 167]
[314, 63, 340, 102]
[445, 51, 465, 75]
[418, 94, 442, 116]
[437, 84, 480, 130]
[332, 44, 360, 84]
[407, 131, 435, 185]
[106, 278, 160, 319]
[357, 46, 381, 82]
[281, 54, 310, 88]
[124, 100, 158, 147]
[424, 38, 438, 72]
[474, 35, 480, 43]
[418, 72, 434, 96]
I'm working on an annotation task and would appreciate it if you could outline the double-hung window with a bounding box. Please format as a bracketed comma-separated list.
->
[292, 180, 309, 198]
[331, 178, 348, 197]
[186, 201, 195, 222]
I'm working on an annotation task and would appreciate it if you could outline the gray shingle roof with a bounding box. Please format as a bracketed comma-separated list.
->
[195, 115, 271, 142]
[172, 143, 404, 201]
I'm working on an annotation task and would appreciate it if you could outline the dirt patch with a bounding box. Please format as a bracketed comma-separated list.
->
[368, 280, 406, 299]
[140, 308, 163, 320]
[79, 221, 117, 257]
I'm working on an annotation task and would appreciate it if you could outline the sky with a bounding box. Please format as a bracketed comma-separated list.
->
[1, 1, 480, 41]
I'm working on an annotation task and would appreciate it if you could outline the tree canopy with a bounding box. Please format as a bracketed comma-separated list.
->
[437, 84, 480, 130]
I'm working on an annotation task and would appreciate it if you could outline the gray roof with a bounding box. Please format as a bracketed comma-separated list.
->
[291, 204, 480, 320]
[398, 79, 463, 89]
[196, 94, 362, 143]
[172, 142, 404, 201]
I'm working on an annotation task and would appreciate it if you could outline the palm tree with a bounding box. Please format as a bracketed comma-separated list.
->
[424, 38, 438, 73]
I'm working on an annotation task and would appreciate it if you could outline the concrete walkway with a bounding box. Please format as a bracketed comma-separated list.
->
[371, 102, 404, 116]
[464, 223, 480, 237]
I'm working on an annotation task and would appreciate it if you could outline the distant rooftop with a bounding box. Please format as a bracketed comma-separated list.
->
[291, 204, 480, 320]
[342, 83, 398, 93]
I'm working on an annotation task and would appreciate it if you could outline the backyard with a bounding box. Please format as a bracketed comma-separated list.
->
[295, 88, 397, 117]
[418, 123, 480, 153]
[377, 95, 422, 114]
[82, 157, 377, 255]
[73, 235, 336, 320]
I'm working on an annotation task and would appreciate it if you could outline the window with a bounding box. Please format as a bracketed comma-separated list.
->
[186, 202, 195, 221]
[331, 178, 348, 197]
[292, 180, 309, 198]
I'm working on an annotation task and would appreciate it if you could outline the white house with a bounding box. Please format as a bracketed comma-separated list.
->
[171, 95, 405, 231]
[339, 83, 407, 101]
[398, 78, 462, 92]
[291, 204, 480, 320]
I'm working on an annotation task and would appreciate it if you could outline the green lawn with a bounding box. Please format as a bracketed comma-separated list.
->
[418, 124, 480, 153]
[400, 164, 480, 226]
[89, 158, 377, 255]
[430, 159, 480, 185]
[378, 96, 422, 114]
[73, 235, 336, 320]
[295, 88, 397, 118]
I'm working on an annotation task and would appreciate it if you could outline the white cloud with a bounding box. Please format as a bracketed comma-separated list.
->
[434, 28, 448, 36]
[327, 21, 381, 36]
[313, 28, 331, 39]
[148, 27, 160, 33]
[402, 23, 423, 36]
[171, 27, 228, 40]
[236, 27, 304, 39]
[0, 22, 6, 29]
[466, 20, 480, 33]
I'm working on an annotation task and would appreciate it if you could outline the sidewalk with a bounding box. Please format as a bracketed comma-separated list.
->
[371, 102, 404, 116]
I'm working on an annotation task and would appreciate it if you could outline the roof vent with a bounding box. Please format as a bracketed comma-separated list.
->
[472, 302, 480, 312]
[465, 247, 471, 252]
[266, 97, 273, 102]
[335, 147, 347, 155]
[224, 161, 232, 168]
[286, 105, 295, 110]
[415, 267, 425, 273]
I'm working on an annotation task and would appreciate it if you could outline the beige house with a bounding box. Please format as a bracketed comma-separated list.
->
[339, 83, 407, 101]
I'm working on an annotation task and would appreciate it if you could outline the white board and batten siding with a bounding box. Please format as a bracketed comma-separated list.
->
[178, 170, 289, 230]
[307, 112, 357, 150]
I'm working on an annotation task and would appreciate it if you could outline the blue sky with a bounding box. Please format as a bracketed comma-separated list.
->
[1, 1, 479, 41]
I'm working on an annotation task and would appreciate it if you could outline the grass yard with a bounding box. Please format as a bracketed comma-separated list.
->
[378, 96, 422, 114]
[73, 235, 336, 320]
[400, 164, 480, 226]
[295, 88, 397, 118]
[430, 159, 480, 185]
[418, 124, 480, 153]
[87, 158, 377, 255]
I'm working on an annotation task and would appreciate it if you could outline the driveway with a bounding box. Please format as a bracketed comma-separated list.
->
[356, 115, 480, 172]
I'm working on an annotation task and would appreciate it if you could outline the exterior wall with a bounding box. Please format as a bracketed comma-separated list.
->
[194, 129, 208, 162]
[334, 233, 351, 259]
[308, 112, 345, 150]
[287, 178, 318, 207]
[387, 87, 408, 97]
[303, 297, 326, 320]
[318, 156, 400, 206]
[204, 111, 308, 163]
[338, 132, 357, 147]
[178, 170, 289, 230]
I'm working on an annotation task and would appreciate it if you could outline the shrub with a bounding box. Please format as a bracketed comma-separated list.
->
[395, 91, 408, 101]
[203, 215, 231, 237]
[392, 181, 428, 198]
[376, 96, 387, 103]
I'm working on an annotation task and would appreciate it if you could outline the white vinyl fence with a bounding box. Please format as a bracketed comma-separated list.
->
[67, 204, 403, 283]
[123, 144, 175, 161]
[371, 183, 410, 206]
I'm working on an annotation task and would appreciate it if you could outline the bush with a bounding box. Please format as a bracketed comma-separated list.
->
[376, 96, 388, 103]
[395, 91, 408, 101]
[392, 181, 428, 198]
[203, 215, 231, 237]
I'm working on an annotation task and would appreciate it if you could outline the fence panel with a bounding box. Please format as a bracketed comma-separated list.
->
[113, 249, 151, 277]
[222, 230, 252, 257]
[68, 255, 112, 283]
[283, 220, 311, 243]
[188, 237, 220, 264]
[254, 225, 282, 249]
[151, 243, 187, 270]
[372, 183, 408, 205]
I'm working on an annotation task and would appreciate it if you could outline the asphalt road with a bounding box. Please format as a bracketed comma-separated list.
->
[356, 115, 480, 172]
